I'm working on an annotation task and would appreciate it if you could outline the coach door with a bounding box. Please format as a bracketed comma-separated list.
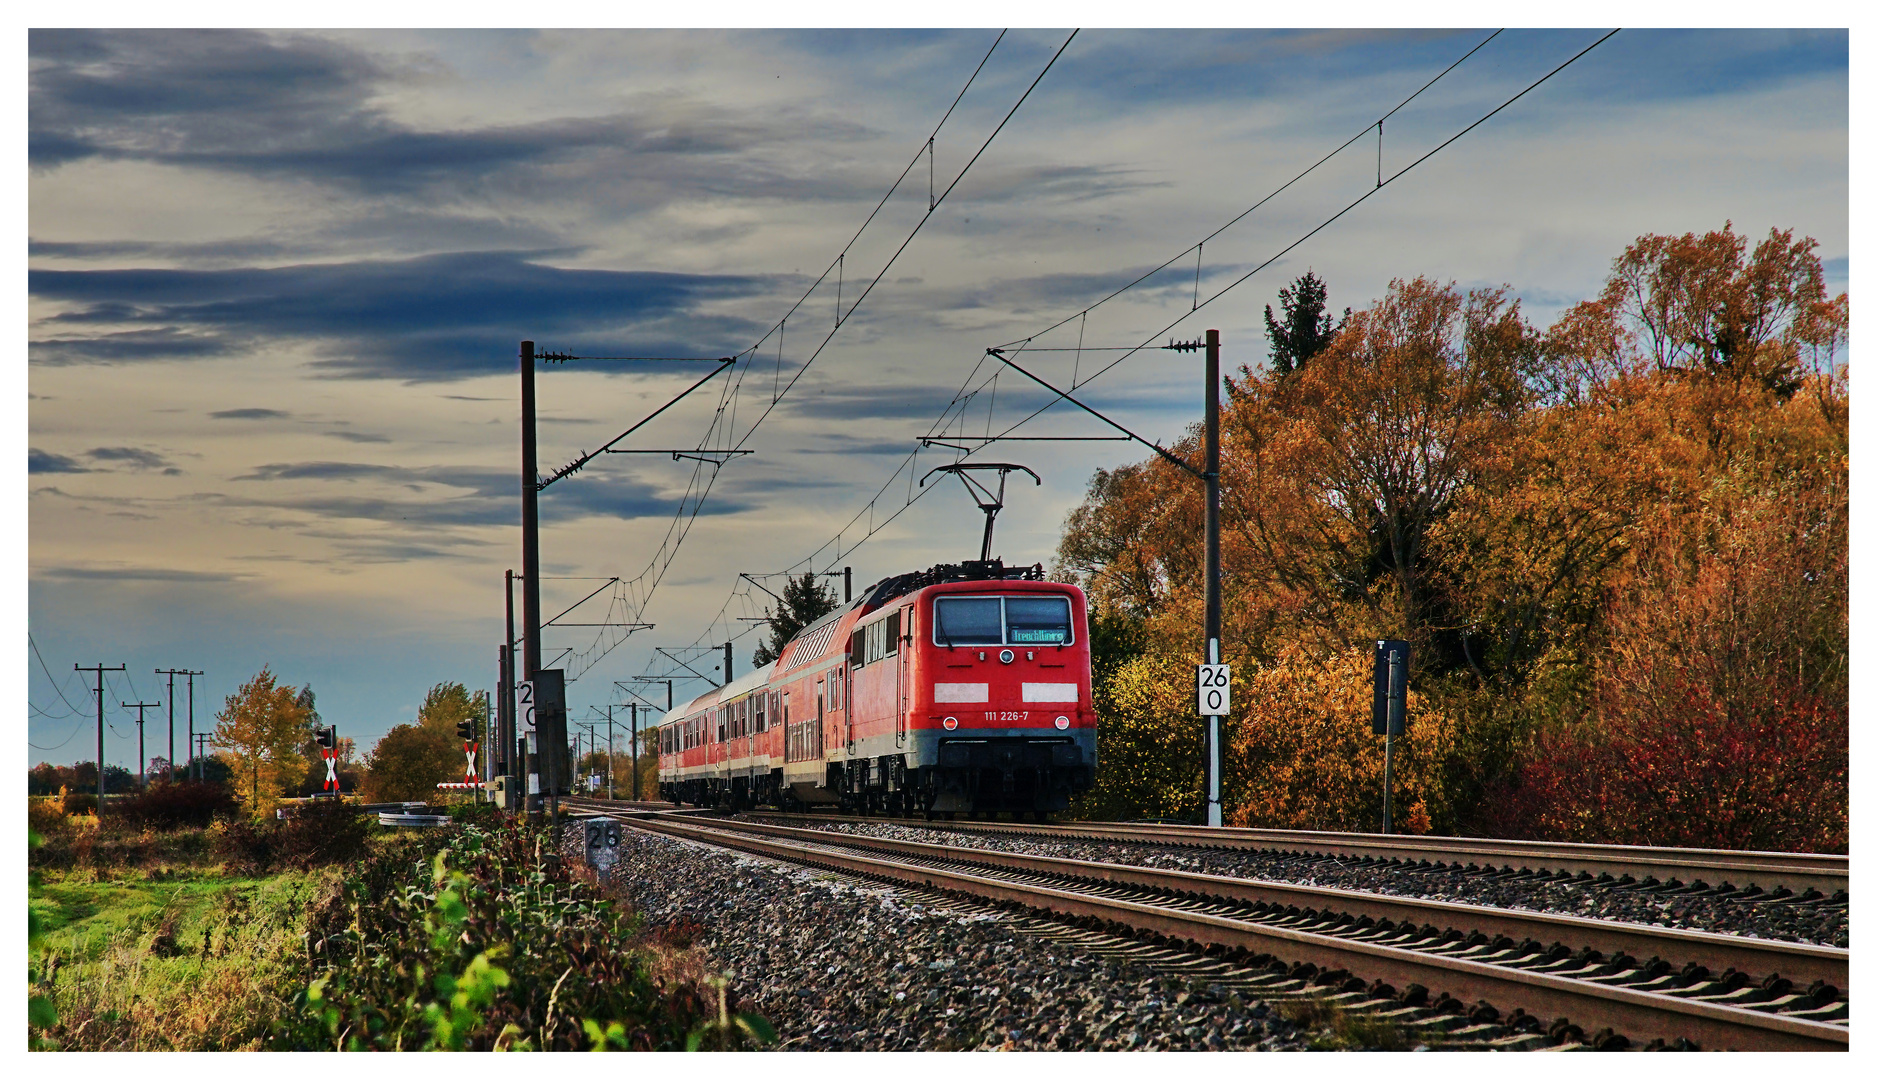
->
[810, 678, 823, 761]
[894, 607, 910, 748]
[841, 665, 853, 753]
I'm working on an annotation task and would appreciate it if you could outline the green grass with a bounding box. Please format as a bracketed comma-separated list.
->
[31, 853, 341, 1050]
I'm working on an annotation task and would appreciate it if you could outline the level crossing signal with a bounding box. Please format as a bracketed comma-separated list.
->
[314, 725, 340, 793]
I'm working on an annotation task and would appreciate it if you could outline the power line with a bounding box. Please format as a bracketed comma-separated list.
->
[546, 31, 1078, 683]
[28, 723, 87, 752]
[641, 28, 1620, 665]
[28, 633, 88, 715]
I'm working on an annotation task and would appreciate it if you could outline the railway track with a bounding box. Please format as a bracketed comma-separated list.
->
[565, 803, 1847, 1051]
[744, 811, 1849, 899]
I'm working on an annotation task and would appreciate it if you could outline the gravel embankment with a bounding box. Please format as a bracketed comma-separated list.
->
[584, 826, 1335, 1051]
[784, 821, 1849, 949]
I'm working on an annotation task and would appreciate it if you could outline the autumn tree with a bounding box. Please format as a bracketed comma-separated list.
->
[1226, 277, 1539, 661]
[360, 724, 461, 803]
[360, 682, 486, 801]
[1058, 225, 1847, 845]
[417, 681, 485, 740]
[750, 574, 841, 667]
[212, 666, 310, 815]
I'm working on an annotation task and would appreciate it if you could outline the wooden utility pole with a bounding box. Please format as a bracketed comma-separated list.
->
[124, 700, 161, 787]
[75, 663, 125, 813]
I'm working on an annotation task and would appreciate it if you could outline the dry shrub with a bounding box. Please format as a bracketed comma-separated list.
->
[1226, 645, 1461, 833]
[1491, 463, 1847, 852]
[114, 780, 239, 831]
[29, 798, 71, 839]
[213, 801, 373, 875]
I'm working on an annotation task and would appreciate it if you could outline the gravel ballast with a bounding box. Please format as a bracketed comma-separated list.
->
[584, 826, 1351, 1051]
[780, 820, 1848, 949]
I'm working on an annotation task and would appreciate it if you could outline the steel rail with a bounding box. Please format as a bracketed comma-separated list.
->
[608, 812, 1848, 1051]
[621, 812, 1849, 993]
[746, 812, 1849, 896]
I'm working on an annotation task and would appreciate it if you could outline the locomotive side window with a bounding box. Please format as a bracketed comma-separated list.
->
[935, 596, 1002, 645]
[1006, 596, 1072, 644]
[849, 630, 865, 668]
[885, 612, 900, 657]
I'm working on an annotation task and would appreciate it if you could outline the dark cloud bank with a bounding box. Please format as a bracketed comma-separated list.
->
[30, 251, 775, 381]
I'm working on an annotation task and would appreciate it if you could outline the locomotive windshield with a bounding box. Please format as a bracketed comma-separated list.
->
[934, 597, 1002, 644]
[934, 594, 1072, 646]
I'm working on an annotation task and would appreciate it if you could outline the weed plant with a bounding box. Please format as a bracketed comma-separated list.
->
[292, 817, 764, 1050]
[27, 800, 765, 1052]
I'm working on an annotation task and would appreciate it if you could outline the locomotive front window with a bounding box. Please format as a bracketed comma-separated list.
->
[935, 597, 1003, 645]
[935, 594, 1074, 645]
[1006, 596, 1072, 644]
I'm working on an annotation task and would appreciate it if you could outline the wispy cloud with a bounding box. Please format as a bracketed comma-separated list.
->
[210, 407, 291, 420]
[87, 446, 174, 470]
[30, 251, 776, 381]
[35, 564, 244, 583]
[28, 449, 89, 474]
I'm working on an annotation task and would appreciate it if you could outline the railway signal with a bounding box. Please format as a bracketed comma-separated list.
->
[1372, 639, 1411, 833]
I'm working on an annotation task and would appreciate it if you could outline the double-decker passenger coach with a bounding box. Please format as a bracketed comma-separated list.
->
[658, 559, 1095, 818]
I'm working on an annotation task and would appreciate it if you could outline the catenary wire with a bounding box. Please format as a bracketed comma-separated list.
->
[554, 31, 1077, 681]
[643, 29, 1619, 667]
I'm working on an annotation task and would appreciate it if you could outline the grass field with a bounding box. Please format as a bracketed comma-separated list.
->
[32, 858, 339, 1050]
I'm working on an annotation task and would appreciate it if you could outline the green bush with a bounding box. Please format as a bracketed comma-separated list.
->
[290, 817, 751, 1050]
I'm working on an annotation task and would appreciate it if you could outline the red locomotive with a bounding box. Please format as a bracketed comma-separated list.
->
[658, 559, 1096, 817]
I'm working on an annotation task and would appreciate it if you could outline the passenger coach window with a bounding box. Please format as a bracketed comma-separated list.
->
[1006, 596, 1072, 644]
[934, 596, 1003, 645]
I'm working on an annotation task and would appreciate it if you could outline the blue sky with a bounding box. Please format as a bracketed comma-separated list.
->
[24, 27, 1850, 769]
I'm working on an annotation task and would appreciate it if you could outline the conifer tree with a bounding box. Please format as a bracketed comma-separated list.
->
[750, 574, 840, 667]
[1263, 270, 1347, 376]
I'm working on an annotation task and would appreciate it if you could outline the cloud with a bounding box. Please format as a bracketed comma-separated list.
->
[29, 29, 878, 202]
[86, 446, 174, 470]
[29, 251, 776, 380]
[30, 327, 239, 362]
[220, 458, 742, 527]
[35, 564, 244, 583]
[209, 407, 291, 420]
[324, 430, 391, 443]
[29, 449, 90, 474]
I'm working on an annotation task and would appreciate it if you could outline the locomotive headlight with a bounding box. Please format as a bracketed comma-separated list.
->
[999, 649, 1015, 664]
[1054, 716, 1070, 730]
[942, 716, 959, 730]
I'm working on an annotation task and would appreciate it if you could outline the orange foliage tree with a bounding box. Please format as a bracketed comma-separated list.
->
[1058, 224, 1847, 848]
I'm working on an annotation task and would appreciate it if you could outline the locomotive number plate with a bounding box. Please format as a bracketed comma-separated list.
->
[987, 711, 1029, 724]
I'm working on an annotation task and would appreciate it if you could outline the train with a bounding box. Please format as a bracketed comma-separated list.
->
[657, 559, 1096, 818]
